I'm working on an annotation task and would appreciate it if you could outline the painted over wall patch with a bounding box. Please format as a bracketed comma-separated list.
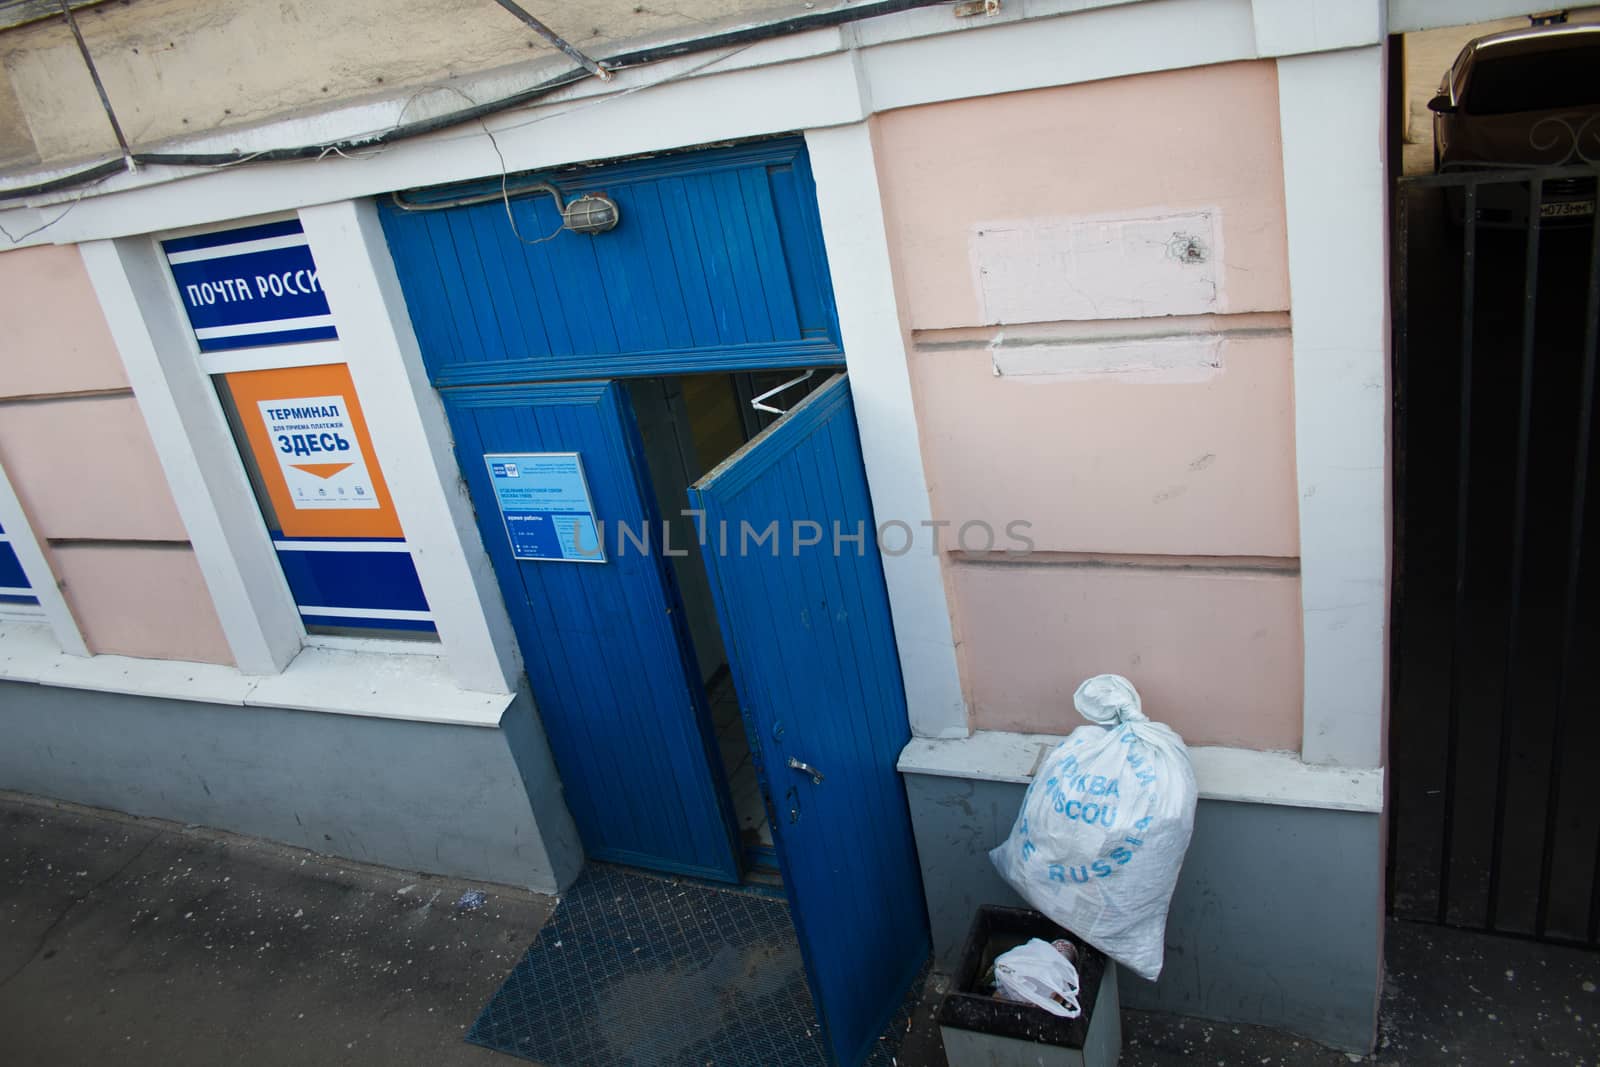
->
[971, 210, 1221, 325]
[988, 331, 1225, 385]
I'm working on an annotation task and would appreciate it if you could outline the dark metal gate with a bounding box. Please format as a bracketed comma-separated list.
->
[1390, 162, 1600, 948]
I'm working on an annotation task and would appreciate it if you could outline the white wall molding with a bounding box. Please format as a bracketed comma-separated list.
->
[0, 463, 88, 655]
[298, 200, 521, 695]
[899, 730, 1386, 814]
[1276, 46, 1390, 768]
[79, 237, 303, 675]
[197, 338, 345, 375]
[11, 0, 1294, 250]
[805, 122, 969, 740]
[1251, 0, 1383, 58]
[0, 620, 512, 727]
[861, 0, 1256, 111]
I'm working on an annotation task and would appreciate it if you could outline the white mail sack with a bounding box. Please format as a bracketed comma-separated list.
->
[989, 674, 1198, 981]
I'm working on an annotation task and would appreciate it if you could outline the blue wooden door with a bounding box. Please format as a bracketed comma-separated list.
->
[443, 380, 742, 882]
[688, 374, 930, 1065]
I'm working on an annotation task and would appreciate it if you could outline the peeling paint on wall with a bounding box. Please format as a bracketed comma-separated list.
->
[971, 209, 1222, 325]
[989, 330, 1225, 384]
[915, 312, 1290, 385]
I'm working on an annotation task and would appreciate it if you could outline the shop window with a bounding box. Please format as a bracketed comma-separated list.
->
[161, 218, 435, 641]
[211, 363, 436, 639]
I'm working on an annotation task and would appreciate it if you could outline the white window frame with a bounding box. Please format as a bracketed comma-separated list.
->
[0, 459, 88, 651]
[157, 216, 443, 656]
[299, 200, 522, 693]
[81, 230, 304, 675]
[80, 211, 521, 692]
[197, 337, 442, 655]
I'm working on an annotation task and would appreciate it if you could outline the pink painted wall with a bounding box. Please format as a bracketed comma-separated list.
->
[876, 61, 1292, 331]
[873, 61, 1302, 746]
[0, 244, 127, 396]
[911, 330, 1298, 557]
[951, 561, 1303, 750]
[0, 395, 188, 542]
[51, 543, 233, 665]
[0, 244, 232, 665]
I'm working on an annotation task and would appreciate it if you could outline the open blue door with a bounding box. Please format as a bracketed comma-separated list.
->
[443, 380, 742, 882]
[689, 374, 930, 1065]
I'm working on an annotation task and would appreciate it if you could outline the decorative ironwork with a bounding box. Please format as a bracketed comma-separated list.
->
[1529, 113, 1600, 167]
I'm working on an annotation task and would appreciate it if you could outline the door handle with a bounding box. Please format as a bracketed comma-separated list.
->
[787, 756, 824, 785]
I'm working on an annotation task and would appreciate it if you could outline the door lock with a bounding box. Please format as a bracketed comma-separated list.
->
[786, 756, 824, 785]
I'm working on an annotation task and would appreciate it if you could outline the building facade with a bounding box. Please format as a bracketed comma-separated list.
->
[0, 0, 1543, 1055]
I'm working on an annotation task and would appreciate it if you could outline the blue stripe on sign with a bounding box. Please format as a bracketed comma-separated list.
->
[163, 218, 337, 354]
[0, 594, 39, 606]
[161, 218, 306, 254]
[273, 541, 431, 613]
[0, 542, 29, 589]
[298, 613, 437, 633]
[168, 248, 331, 325]
[196, 325, 340, 352]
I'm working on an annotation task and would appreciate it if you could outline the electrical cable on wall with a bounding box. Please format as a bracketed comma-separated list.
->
[488, 0, 612, 81]
[56, 0, 133, 169]
[0, 0, 951, 204]
[385, 43, 752, 247]
[0, 175, 108, 244]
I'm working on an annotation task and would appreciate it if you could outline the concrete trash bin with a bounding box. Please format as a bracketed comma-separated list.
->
[937, 905, 1121, 1066]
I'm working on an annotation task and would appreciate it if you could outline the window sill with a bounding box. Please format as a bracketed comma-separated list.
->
[0, 622, 513, 728]
[897, 729, 1384, 814]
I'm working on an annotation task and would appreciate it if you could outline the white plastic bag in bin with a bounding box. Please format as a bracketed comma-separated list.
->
[994, 938, 1081, 1018]
[989, 674, 1197, 981]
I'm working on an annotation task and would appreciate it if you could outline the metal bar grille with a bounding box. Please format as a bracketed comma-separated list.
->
[1391, 163, 1600, 948]
[1536, 203, 1600, 939]
[1486, 177, 1543, 930]
[1437, 181, 1475, 925]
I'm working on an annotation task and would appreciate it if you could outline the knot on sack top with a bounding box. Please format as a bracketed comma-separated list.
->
[1073, 674, 1147, 726]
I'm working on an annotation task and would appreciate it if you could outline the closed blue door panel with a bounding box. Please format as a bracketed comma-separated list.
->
[444, 380, 741, 881]
[378, 138, 842, 385]
[689, 375, 929, 1065]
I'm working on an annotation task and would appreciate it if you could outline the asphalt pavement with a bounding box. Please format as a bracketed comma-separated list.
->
[3, 791, 1597, 1065]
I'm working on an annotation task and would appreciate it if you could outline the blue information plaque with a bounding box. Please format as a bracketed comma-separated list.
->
[484, 452, 605, 563]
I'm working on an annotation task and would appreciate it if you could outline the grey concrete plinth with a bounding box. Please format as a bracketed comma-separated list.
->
[904, 771, 1383, 1053]
[0, 679, 582, 894]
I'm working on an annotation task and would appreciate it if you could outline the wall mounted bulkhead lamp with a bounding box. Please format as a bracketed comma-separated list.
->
[559, 193, 619, 234]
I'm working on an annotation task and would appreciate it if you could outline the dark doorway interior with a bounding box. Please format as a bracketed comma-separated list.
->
[625, 370, 826, 877]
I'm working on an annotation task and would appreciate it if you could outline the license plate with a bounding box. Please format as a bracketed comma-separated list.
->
[1541, 200, 1596, 218]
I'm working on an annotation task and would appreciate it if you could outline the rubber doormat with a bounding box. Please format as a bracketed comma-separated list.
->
[466, 864, 925, 1066]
